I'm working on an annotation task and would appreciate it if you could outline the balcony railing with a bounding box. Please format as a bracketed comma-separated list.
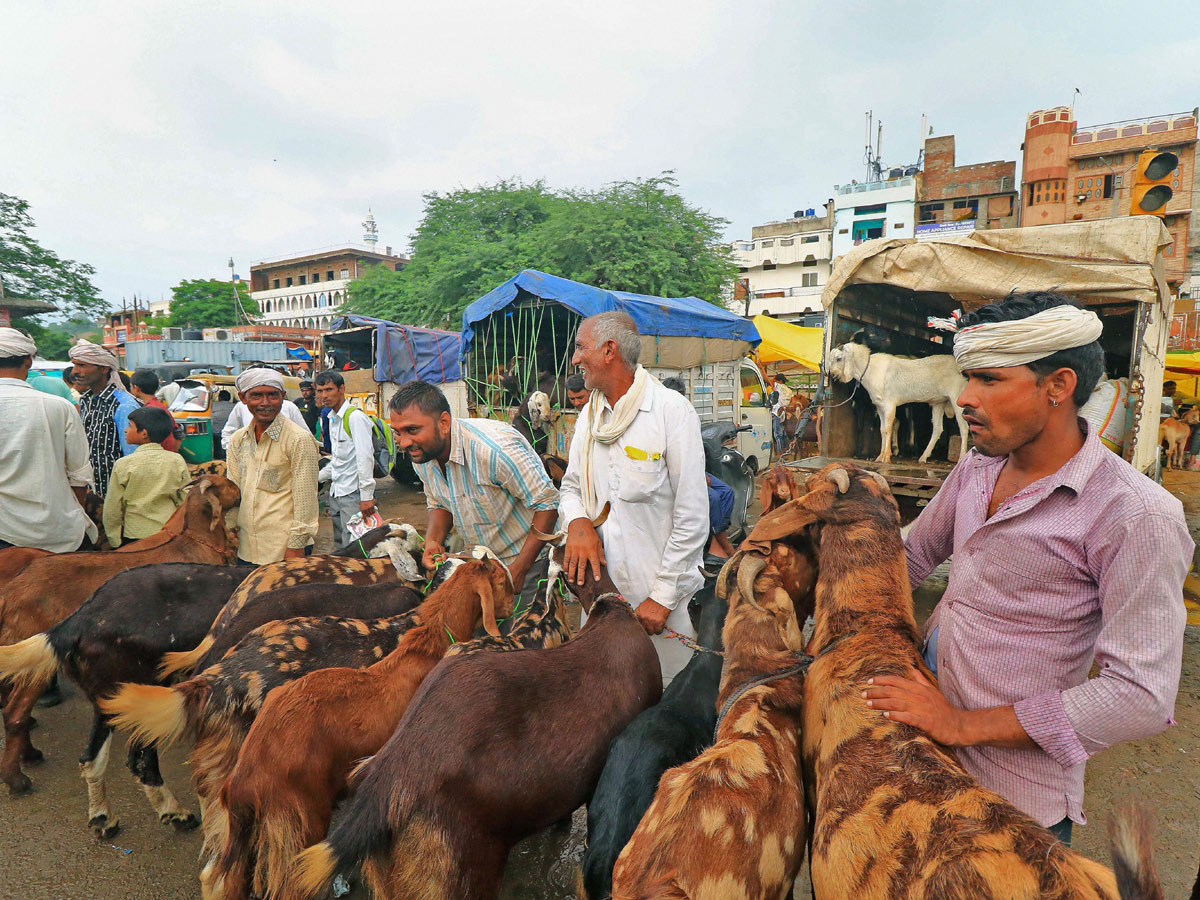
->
[834, 176, 914, 195]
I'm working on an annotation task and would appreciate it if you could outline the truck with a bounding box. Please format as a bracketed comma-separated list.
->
[793, 217, 1173, 505]
[460, 269, 774, 471]
[321, 314, 467, 419]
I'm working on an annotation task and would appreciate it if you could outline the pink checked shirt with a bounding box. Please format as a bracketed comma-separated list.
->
[905, 421, 1192, 827]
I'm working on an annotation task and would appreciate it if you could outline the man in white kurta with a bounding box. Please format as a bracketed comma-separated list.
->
[0, 328, 97, 552]
[560, 312, 709, 683]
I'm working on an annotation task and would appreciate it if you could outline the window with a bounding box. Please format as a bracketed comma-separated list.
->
[340, 268, 349, 279]
[802, 235, 820, 243]
[740, 366, 766, 407]
[762, 262, 777, 270]
[1101, 174, 1114, 199]
[273, 279, 280, 289]
[780, 238, 794, 246]
[327, 270, 335, 281]
[286, 277, 293, 287]
[761, 239, 774, 247]
[312, 272, 320, 283]
[298, 275, 307, 285]
[854, 203, 886, 215]
[919, 203, 943, 223]
[801, 272, 819, 287]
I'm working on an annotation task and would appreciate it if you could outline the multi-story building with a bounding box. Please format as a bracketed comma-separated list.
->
[1021, 106, 1198, 304]
[916, 135, 1018, 240]
[101, 301, 155, 355]
[248, 243, 408, 330]
[832, 175, 917, 260]
[731, 203, 833, 324]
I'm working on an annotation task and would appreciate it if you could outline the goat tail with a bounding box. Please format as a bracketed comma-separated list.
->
[1108, 801, 1163, 900]
[0, 633, 58, 692]
[158, 635, 213, 680]
[280, 843, 337, 900]
[99, 682, 192, 747]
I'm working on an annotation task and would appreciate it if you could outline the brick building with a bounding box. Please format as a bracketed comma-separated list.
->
[1021, 106, 1198, 302]
[249, 244, 408, 330]
[916, 135, 1018, 239]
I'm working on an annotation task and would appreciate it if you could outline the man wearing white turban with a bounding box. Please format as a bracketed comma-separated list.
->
[226, 366, 319, 565]
[863, 292, 1191, 847]
[0, 328, 98, 552]
[68, 338, 139, 496]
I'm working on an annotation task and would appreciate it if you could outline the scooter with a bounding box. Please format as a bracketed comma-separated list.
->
[700, 420, 754, 544]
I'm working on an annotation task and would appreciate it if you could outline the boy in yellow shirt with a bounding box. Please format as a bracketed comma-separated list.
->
[102, 406, 190, 546]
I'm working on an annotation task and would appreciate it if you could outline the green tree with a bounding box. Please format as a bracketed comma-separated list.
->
[1, 192, 106, 338]
[167, 279, 258, 329]
[347, 174, 735, 327]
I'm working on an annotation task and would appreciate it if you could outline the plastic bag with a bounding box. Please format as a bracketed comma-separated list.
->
[345, 509, 384, 539]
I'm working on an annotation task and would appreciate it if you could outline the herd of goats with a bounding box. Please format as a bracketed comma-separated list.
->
[0, 458, 1179, 900]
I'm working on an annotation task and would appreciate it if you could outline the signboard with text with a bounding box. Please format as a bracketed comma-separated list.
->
[915, 219, 977, 241]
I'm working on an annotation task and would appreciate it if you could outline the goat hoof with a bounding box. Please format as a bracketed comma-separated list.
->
[22, 747, 44, 765]
[89, 815, 121, 840]
[5, 773, 33, 796]
[166, 811, 200, 832]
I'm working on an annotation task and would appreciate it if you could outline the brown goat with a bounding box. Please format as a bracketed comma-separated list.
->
[213, 553, 514, 899]
[0, 475, 241, 795]
[758, 464, 801, 516]
[0, 547, 51, 588]
[283, 537, 661, 900]
[610, 534, 818, 899]
[760, 463, 1153, 900]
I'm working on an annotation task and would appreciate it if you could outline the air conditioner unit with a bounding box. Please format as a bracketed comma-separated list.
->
[164, 327, 184, 341]
[212, 329, 232, 342]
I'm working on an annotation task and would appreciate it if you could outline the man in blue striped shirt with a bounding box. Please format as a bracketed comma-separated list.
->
[389, 381, 559, 592]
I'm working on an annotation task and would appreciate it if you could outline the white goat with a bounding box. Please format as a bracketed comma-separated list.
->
[826, 341, 969, 464]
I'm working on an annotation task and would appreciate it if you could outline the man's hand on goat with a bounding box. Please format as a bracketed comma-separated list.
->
[861, 667, 967, 745]
[423, 542, 447, 572]
[634, 598, 670, 636]
[564, 518, 606, 585]
[507, 560, 529, 594]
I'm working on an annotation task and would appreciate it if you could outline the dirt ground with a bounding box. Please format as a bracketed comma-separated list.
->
[0, 474, 1196, 898]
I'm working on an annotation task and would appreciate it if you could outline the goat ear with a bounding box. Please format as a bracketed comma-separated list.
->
[205, 491, 223, 531]
[197, 478, 213, 494]
[480, 570, 505, 638]
[746, 491, 830, 542]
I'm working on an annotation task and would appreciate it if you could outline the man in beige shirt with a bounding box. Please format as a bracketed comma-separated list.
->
[226, 368, 319, 565]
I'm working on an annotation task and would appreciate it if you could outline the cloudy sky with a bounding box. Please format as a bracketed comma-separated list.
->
[4, 1, 1199, 311]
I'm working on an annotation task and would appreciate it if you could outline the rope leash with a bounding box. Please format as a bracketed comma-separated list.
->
[556, 581, 723, 656]
[713, 656, 813, 742]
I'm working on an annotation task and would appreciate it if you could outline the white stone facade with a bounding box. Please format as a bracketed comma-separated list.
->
[251, 280, 350, 330]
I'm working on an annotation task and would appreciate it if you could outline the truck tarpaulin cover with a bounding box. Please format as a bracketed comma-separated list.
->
[461, 270, 759, 364]
[822, 217, 1172, 315]
[329, 314, 462, 385]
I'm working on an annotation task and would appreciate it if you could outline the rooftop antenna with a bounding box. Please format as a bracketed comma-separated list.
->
[864, 110, 884, 182]
[362, 209, 379, 250]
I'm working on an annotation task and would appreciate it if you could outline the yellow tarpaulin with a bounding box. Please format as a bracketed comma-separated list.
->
[752, 315, 823, 370]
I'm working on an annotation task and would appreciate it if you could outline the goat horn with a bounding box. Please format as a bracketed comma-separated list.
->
[531, 527, 566, 544]
[205, 491, 223, 532]
[737, 555, 769, 613]
[827, 468, 850, 494]
[590, 502, 611, 529]
[866, 470, 891, 492]
[715, 552, 740, 600]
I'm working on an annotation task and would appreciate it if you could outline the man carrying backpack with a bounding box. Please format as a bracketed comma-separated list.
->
[315, 370, 378, 546]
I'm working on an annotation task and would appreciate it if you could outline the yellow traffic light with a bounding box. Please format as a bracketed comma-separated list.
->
[1129, 149, 1178, 216]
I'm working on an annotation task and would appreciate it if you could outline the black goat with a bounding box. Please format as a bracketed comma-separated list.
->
[581, 573, 727, 899]
[0, 562, 251, 838]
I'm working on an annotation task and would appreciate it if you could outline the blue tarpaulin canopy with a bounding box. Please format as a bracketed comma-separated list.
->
[460, 270, 759, 354]
[286, 346, 314, 361]
[328, 314, 462, 384]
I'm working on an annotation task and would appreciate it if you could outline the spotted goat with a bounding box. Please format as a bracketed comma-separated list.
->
[211, 550, 514, 900]
[756, 462, 1162, 900]
[609, 509, 819, 900]
[283, 522, 661, 900]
